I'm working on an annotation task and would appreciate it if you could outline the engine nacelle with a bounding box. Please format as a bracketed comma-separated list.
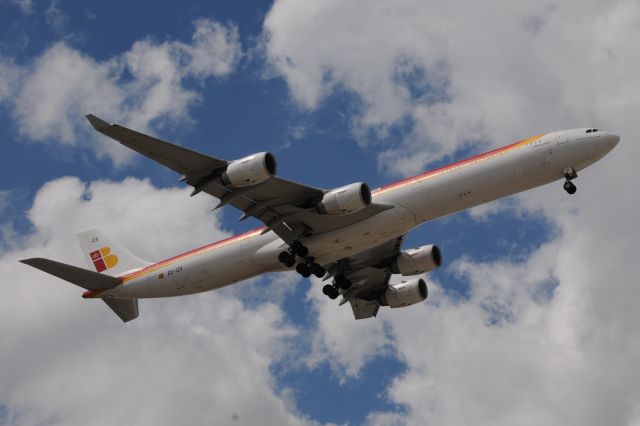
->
[222, 152, 276, 188]
[317, 182, 372, 215]
[382, 278, 428, 308]
[391, 244, 442, 276]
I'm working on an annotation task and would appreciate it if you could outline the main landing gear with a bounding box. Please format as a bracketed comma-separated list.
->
[322, 275, 352, 300]
[277, 242, 352, 300]
[278, 241, 325, 278]
[296, 261, 325, 279]
[563, 167, 577, 195]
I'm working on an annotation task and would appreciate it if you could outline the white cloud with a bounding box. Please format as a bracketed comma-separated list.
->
[263, 1, 640, 424]
[0, 19, 241, 165]
[0, 190, 11, 212]
[372, 187, 640, 425]
[308, 167, 640, 425]
[45, 0, 68, 34]
[303, 277, 392, 379]
[0, 59, 21, 105]
[4, 0, 32, 14]
[0, 177, 313, 426]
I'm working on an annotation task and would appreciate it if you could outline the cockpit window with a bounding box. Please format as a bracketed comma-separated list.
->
[585, 128, 599, 133]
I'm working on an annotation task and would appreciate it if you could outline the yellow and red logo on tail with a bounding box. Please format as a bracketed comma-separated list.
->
[90, 246, 118, 272]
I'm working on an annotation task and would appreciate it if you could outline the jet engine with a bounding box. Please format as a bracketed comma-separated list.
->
[317, 182, 372, 215]
[222, 152, 277, 187]
[381, 278, 428, 308]
[391, 244, 442, 276]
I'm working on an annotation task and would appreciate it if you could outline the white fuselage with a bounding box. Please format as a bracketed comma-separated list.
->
[101, 129, 619, 299]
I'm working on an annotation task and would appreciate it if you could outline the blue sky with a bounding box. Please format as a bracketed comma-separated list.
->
[1, 1, 639, 425]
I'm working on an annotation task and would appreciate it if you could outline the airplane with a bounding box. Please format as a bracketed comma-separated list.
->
[20, 115, 620, 322]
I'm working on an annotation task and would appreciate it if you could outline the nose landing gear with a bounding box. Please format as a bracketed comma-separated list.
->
[563, 180, 577, 194]
[563, 167, 577, 195]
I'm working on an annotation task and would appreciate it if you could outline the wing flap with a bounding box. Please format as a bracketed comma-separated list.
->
[102, 298, 139, 322]
[267, 202, 395, 237]
[326, 237, 405, 319]
[21, 258, 121, 291]
[349, 298, 380, 319]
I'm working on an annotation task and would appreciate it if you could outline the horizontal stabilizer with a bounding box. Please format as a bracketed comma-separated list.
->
[20, 258, 120, 291]
[103, 298, 139, 322]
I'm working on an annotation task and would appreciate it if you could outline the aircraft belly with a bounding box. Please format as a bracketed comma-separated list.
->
[304, 203, 415, 265]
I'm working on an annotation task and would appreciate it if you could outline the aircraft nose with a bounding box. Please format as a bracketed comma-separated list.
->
[597, 132, 620, 158]
[607, 133, 620, 148]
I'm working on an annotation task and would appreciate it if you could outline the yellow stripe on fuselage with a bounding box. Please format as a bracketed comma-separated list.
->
[373, 133, 545, 196]
[119, 227, 265, 283]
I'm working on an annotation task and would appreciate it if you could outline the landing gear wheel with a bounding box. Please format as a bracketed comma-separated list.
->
[278, 251, 295, 267]
[291, 241, 309, 258]
[296, 263, 311, 278]
[310, 263, 326, 278]
[334, 275, 352, 290]
[328, 288, 339, 300]
[322, 284, 339, 299]
[564, 180, 577, 195]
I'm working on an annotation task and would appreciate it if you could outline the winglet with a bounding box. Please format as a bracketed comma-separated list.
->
[86, 114, 111, 130]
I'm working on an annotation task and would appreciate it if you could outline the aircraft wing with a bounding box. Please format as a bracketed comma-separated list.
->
[87, 115, 392, 243]
[328, 236, 405, 319]
[86, 115, 227, 175]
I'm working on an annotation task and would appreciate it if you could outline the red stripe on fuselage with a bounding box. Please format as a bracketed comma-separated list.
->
[119, 227, 266, 282]
[372, 134, 542, 194]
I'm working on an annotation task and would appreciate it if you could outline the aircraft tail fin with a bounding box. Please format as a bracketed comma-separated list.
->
[77, 229, 151, 277]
